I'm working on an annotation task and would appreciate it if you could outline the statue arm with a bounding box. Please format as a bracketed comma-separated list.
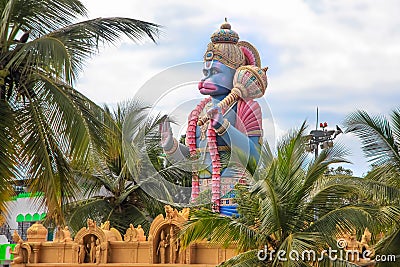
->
[218, 126, 261, 162]
[10, 245, 19, 254]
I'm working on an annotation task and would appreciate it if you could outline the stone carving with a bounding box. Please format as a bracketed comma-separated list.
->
[178, 238, 186, 264]
[54, 226, 63, 242]
[124, 224, 138, 242]
[157, 230, 169, 264]
[337, 228, 375, 266]
[10, 230, 31, 264]
[136, 225, 146, 241]
[100, 220, 123, 241]
[100, 221, 110, 230]
[73, 218, 109, 264]
[169, 225, 179, 264]
[165, 205, 178, 220]
[26, 222, 48, 242]
[153, 225, 183, 264]
[148, 206, 192, 263]
[55, 226, 73, 242]
[88, 235, 96, 263]
[360, 228, 374, 255]
[95, 239, 102, 264]
[3, 208, 237, 265]
[62, 226, 73, 242]
[346, 230, 360, 252]
[87, 218, 97, 229]
[77, 241, 86, 264]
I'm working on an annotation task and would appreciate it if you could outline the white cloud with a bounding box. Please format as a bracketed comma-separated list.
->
[76, 45, 164, 104]
[76, 0, 400, 175]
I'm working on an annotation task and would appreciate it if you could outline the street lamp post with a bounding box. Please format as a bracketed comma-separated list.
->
[305, 122, 342, 159]
[305, 110, 343, 222]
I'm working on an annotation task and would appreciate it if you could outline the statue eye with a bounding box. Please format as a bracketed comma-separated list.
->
[211, 68, 219, 75]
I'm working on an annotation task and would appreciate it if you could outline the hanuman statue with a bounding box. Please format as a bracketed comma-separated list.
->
[160, 19, 267, 212]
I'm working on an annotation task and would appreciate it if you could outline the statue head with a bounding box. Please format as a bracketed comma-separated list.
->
[12, 230, 21, 243]
[199, 19, 261, 99]
[199, 60, 235, 97]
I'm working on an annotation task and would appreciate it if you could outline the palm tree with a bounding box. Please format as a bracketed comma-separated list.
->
[345, 109, 400, 264]
[0, 0, 159, 224]
[0, 100, 16, 212]
[66, 101, 191, 234]
[180, 123, 399, 267]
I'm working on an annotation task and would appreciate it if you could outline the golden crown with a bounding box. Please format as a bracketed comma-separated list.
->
[204, 19, 261, 69]
[210, 18, 239, 44]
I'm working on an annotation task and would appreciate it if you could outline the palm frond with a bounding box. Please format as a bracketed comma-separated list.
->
[219, 249, 261, 267]
[106, 204, 150, 234]
[345, 110, 400, 168]
[5, 37, 71, 81]
[0, 0, 87, 45]
[47, 17, 160, 81]
[391, 108, 400, 150]
[374, 227, 400, 266]
[66, 197, 112, 233]
[358, 177, 400, 205]
[302, 143, 350, 195]
[17, 94, 77, 225]
[0, 100, 17, 211]
[364, 164, 400, 188]
[0, 0, 162, 228]
[308, 205, 376, 242]
[180, 209, 259, 252]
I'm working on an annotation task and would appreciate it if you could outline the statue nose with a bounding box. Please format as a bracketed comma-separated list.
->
[201, 75, 209, 82]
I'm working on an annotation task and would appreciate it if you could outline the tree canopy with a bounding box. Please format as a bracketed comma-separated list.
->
[0, 0, 160, 224]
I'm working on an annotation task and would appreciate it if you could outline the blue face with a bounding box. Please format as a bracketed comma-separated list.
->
[198, 60, 236, 98]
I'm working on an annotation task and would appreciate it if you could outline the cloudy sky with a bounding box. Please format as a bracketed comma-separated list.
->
[76, 0, 400, 176]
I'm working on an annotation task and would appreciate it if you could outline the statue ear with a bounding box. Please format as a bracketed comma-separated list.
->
[238, 41, 261, 67]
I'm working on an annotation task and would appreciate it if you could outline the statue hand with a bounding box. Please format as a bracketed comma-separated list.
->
[207, 107, 224, 128]
[159, 116, 174, 150]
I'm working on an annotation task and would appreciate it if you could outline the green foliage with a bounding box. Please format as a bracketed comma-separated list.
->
[180, 122, 400, 266]
[325, 166, 353, 176]
[0, 100, 15, 213]
[345, 108, 400, 265]
[66, 101, 191, 235]
[0, 0, 160, 225]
